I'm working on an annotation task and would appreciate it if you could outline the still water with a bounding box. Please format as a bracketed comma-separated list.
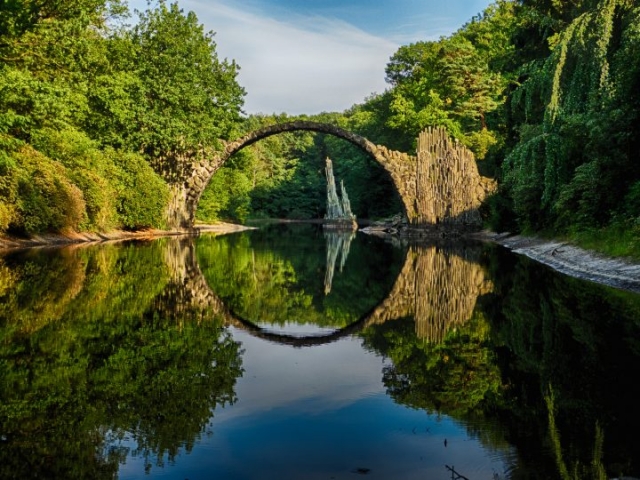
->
[1, 223, 639, 479]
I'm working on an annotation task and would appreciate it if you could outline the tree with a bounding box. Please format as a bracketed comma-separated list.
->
[500, 0, 640, 234]
[120, 1, 245, 177]
[381, 2, 516, 160]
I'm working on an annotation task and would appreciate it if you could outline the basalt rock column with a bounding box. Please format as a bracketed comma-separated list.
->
[324, 157, 356, 229]
[414, 127, 497, 229]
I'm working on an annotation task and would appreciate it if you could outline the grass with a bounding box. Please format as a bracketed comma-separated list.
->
[562, 224, 640, 261]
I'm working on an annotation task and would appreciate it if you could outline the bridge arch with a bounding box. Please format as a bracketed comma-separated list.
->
[175, 123, 496, 232]
[222, 120, 384, 164]
[183, 120, 414, 227]
[167, 237, 492, 348]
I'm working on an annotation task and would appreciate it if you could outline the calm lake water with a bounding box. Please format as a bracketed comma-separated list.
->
[1, 223, 639, 480]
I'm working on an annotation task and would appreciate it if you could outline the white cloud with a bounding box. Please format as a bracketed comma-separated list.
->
[180, 0, 399, 115]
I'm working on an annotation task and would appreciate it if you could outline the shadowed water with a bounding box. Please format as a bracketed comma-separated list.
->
[1, 223, 639, 479]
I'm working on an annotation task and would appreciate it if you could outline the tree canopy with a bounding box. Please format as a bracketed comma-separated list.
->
[0, 0, 244, 234]
[1, 0, 638, 255]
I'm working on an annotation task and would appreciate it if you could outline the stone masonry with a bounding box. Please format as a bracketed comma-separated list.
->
[167, 121, 496, 231]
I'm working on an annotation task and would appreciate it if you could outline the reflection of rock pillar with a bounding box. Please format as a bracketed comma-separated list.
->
[364, 244, 492, 343]
[413, 245, 492, 343]
[323, 231, 355, 294]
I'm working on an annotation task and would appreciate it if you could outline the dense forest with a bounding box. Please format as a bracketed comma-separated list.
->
[1, 0, 638, 256]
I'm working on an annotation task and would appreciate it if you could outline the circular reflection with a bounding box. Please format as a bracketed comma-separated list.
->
[193, 224, 493, 348]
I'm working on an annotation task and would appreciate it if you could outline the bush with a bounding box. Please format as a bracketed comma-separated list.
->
[111, 150, 169, 229]
[11, 146, 85, 234]
[31, 128, 170, 231]
[32, 128, 119, 231]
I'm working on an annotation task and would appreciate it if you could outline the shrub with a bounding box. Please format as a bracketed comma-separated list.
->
[111, 150, 169, 229]
[11, 146, 85, 234]
[31, 128, 119, 231]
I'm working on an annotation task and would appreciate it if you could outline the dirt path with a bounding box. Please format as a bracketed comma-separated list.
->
[482, 232, 640, 294]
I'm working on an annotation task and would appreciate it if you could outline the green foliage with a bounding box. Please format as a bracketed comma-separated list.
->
[2, 0, 639, 247]
[498, 0, 640, 238]
[6, 146, 86, 234]
[111, 150, 170, 229]
[564, 222, 640, 260]
[132, 1, 244, 145]
[197, 167, 252, 223]
[29, 127, 169, 230]
[31, 127, 119, 230]
[0, 240, 243, 477]
[381, 4, 513, 158]
[0, 0, 245, 235]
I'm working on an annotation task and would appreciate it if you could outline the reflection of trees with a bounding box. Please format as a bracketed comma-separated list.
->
[364, 243, 640, 479]
[480, 251, 640, 479]
[197, 225, 403, 329]
[363, 313, 503, 418]
[0, 241, 243, 479]
[0, 248, 87, 334]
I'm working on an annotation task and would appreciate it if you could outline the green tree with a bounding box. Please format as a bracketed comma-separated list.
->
[500, 0, 640, 235]
[383, 3, 514, 159]
[117, 1, 245, 177]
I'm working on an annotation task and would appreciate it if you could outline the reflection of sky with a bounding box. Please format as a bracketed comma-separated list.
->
[253, 322, 339, 337]
[117, 328, 512, 479]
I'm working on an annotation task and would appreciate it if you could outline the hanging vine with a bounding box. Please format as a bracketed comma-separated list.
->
[502, 0, 639, 232]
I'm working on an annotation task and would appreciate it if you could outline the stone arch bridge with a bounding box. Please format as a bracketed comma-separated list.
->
[167, 121, 496, 230]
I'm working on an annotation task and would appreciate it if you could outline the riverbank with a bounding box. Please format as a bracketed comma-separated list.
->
[0, 222, 255, 251]
[359, 219, 640, 293]
[479, 232, 640, 294]
[2, 223, 639, 294]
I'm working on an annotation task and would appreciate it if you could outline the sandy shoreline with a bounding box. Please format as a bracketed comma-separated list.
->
[0, 222, 255, 251]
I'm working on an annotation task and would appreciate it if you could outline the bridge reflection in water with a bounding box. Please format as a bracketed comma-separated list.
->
[367, 243, 493, 343]
[161, 235, 492, 346]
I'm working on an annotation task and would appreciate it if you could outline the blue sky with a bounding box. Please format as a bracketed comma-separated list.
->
[127, 0, 495, 114]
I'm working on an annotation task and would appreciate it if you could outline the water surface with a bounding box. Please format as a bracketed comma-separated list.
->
[1, 223, 639, 479]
